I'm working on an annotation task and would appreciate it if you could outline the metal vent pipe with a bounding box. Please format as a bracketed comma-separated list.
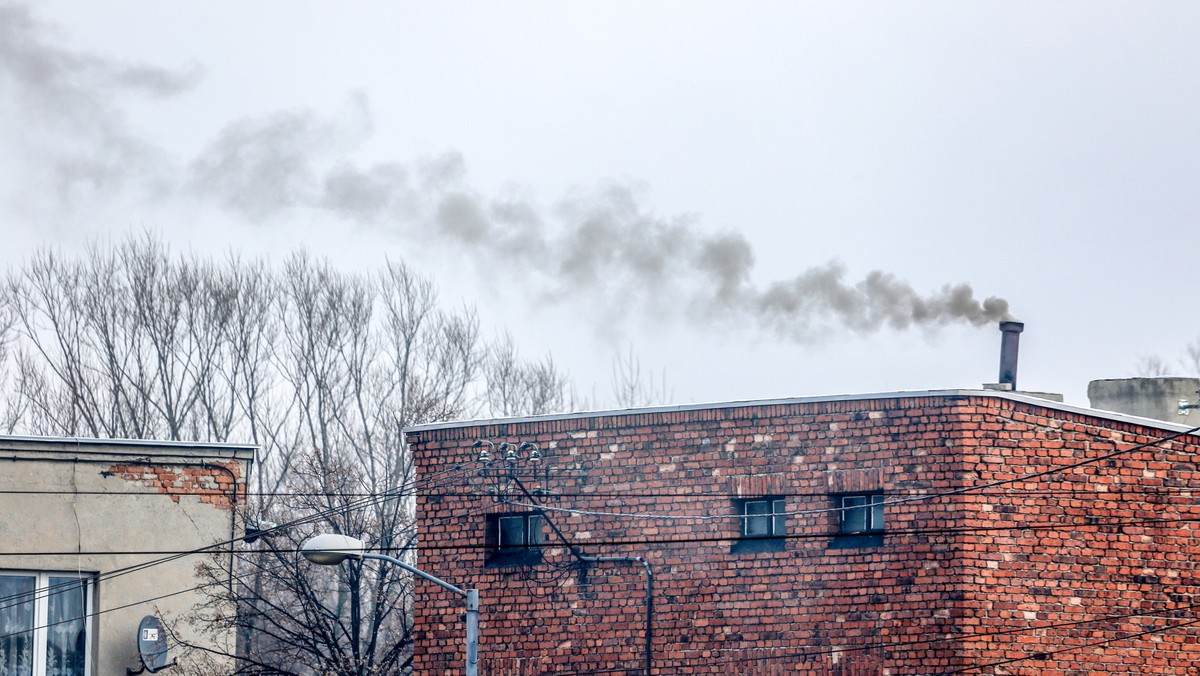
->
[998, 321, 1024, 390]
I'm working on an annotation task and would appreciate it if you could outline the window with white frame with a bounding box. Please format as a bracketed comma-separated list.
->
[731, 497, 787, 553]
[0, 572, 92, 676]
[742, 498, 786, 538]
[839, 493, 884, 534]
[830, 493, 885, 549]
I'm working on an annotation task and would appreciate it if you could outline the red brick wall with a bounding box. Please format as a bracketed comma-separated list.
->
[407, 394, 1200, 675]
[948, 400, 1200, 675]
[106, 461, 244, 510]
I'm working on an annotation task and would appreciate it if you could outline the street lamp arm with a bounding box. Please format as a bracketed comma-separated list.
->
[361, 553, 470, 599]
[300, 534, 480, 675]
[360, 553, 480, 674]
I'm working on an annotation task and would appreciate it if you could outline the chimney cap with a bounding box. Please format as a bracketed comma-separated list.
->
[999, 320, 1024, 333]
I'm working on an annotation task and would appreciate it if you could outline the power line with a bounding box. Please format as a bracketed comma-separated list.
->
[486, 421, 1200, 523]
[6, 421, 1197, 508]
[9, 504, 1194, 672]
[0, 558, 296, 645]
[2, 509, 1200, 561]
[14, 486, 1200, 498]
[6, 509, 1200, 558]
[0, 462, 477, 613]
[942, 612, 1200, 674]
[4, 504, 1190, 638]
[440, 486, 1200, 498]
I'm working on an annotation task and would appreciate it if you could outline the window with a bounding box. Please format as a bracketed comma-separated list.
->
[0, 572, 92, 676]
[830, 493, 885, 549]
[486, 513, 544, 566]
[840, 494, 885, 533]
[731, 497, 786, 553]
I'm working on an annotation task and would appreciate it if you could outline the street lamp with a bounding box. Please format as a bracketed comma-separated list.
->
[300, 534, 480, 676]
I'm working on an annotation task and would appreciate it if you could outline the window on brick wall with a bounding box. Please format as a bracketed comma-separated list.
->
[731, 497, 787, 553]
[830, 493, 885, 549]
[0, 571, 93, 676]
[486, 512, 544, 567]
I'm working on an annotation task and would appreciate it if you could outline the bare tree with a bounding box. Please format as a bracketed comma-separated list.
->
[0, 235, 600, 674]
[1133, 354, 1173, 377]
[204, 450, 420, 675]
[1181, 339, 1200, 376]
[0, 282, 18, 433]
[609, 345, 671, 408]
[485, 332, 573, 417]
[6, 236, 251, 441]
[1133, 339, 1200, 379]
[213, 252, 485, 674]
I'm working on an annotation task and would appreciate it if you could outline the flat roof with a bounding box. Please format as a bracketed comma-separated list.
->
[405, 388, 1200, 437]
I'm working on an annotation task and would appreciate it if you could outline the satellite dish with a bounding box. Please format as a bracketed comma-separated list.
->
[136, 615, 170, 673]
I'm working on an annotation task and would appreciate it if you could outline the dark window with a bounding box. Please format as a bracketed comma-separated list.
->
[840, 494, 884, 533]
[487, 513, 544, 567]
[731, 497, 786, 553]
[830, 493, 885, 549]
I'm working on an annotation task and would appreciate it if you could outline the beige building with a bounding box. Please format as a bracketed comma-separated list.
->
[0, 436, 253, 676]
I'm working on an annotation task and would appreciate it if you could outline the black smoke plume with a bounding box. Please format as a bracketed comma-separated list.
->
[1, 2, 1010, 342]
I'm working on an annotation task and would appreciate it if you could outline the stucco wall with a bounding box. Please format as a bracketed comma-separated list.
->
[0, 437, 252, 675]
[1088, 376, 1200, 424]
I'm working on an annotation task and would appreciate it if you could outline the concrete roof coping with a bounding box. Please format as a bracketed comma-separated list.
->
[0, 434, 257, 462]
[404, 388, 1200, 437]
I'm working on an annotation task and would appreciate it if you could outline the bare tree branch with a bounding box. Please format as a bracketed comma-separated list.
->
[3, 235, 590, 675]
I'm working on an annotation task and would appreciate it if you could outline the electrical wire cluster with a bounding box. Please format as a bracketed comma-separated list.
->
[0, 460, 480, 653]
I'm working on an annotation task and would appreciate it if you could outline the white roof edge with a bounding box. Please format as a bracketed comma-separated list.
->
[404, 389, 1200, 436]
[0, 434, 257, 457]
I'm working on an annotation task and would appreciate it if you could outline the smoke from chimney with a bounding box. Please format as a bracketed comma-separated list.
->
[186, 118, 1015, 340]
[2, 5, 1013, 343]
[0, 4, 201, 202]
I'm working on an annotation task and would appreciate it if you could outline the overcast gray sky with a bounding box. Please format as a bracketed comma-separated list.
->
[3, 1, 1199, 409]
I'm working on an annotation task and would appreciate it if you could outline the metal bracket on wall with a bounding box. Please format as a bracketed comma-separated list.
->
[1179, 389, 1200, 416]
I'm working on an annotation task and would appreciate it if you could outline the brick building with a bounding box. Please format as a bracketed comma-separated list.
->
[405, 390, 1200, 675]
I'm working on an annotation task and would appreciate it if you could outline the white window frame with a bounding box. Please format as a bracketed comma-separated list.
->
[0, 571, 94, 676]
[495, 513, 543, 553]
[839, 493, 885, 534]
[741, 498, 787, 538]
